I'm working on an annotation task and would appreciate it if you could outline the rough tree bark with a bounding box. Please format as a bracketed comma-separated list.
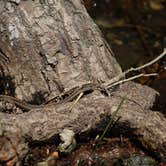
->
[0, 0, 165, 165]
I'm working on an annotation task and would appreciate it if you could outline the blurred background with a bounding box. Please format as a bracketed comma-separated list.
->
[84, 0, 166, 115]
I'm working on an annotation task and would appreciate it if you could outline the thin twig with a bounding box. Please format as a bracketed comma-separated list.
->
[107, 73, 157, 88]
[105, 50, 166, 86]
[126, 49, 166, 72]
[69, 92, 84, 111]
[98, 96, 126, 141]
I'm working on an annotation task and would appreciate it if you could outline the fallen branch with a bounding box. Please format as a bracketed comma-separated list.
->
[0, 82, 166, 163]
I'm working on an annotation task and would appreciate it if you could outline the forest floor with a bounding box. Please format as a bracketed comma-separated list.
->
[24, 1, 166, 165]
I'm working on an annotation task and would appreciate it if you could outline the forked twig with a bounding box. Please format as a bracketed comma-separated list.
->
[106, 49, 166, 86]
[106, 73, 158, 88]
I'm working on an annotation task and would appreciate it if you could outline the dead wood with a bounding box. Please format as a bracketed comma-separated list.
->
[0, 0, 165, 164]
[0, 82, 166, 163]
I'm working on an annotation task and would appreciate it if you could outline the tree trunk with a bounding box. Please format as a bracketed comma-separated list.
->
[0, 0, 121, 100]
[0, 0, 165, 164]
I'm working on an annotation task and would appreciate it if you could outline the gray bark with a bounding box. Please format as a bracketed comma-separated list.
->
[0, 0, 121, 100]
